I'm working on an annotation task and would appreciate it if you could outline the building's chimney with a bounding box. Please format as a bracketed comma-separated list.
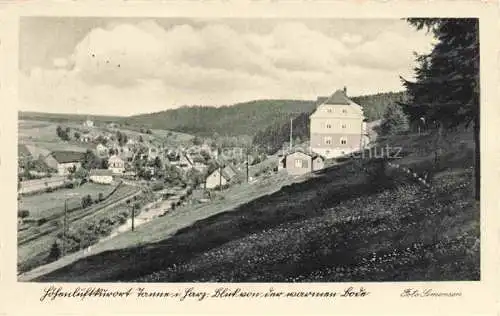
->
[343, 86, 347, 95]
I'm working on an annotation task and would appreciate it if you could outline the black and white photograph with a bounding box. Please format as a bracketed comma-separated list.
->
[15, 15, 481, 284]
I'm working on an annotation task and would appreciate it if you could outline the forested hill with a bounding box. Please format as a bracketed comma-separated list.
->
[124, 92, 406, 138]
[123, 100, 317, 137]
[253, 91, 407, 154]
[351, 91, 408, 122]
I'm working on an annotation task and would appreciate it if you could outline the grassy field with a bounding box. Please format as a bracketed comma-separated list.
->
[19, 183, 118, 219]
[23, 128, 479, 282]
[17, 184, 141, 273]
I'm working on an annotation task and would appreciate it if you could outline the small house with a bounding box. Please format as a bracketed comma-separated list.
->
[89, 169, 113, 184]
[179, 154, 194, 172]
[45, 151, 86, 176]
[148, 146, 160, 160]
[83, 119, 94, 128]
[282, 150, 325, 176]
[108, 155, 125, 174]
[96, 143, 108, 156]
[205, 168, 231, 189]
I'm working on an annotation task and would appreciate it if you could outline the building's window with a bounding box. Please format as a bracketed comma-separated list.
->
[342, 124, 347, 129]
[326, 124, 332, 129]
[295, 159, 302, 168]
[342, 109, 347, 114]
[324, 136, 332, 145]
[302, 160, 309, 168]
[326, 107, 332, 113]
[340, 138, 347, 145]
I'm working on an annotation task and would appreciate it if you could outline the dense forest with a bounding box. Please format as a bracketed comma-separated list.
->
[123, 100, 317, 137]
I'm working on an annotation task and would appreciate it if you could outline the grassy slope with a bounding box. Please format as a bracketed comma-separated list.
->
[30, 129, 479, 282]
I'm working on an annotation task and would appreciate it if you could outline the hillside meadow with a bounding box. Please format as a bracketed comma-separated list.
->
[28, 128, 478, 282]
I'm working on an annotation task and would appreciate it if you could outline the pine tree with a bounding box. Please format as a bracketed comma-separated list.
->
[379, 103, 409, 136]
[48, 241, 61, 261]
[401, 18, 480, 200]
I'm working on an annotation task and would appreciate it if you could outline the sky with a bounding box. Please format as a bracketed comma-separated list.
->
[19, 17, 436, 116]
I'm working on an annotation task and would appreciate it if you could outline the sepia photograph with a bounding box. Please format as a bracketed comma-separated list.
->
[15, 15, 480, 283]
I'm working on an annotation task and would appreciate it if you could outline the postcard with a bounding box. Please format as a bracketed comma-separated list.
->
[0, 1, 498, 315]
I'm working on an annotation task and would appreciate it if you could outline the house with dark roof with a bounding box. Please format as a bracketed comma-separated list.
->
[45, 151, 86, 176]
[309, 87, 366, 158]
[279, 150, 325, 176]
[89, 169, 113, 184]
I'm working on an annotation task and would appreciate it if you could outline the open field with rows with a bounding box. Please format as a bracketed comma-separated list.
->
[17, 183, 141, 273]
[19, 183, 118, 219]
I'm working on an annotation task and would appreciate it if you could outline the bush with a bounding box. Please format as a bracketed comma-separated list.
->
[47, 241, 61, 262]
[37, 218, 48, 226]
[98, 192, 104, 201]
[18, 209, 30, 219]
[81, 194, 93, 208]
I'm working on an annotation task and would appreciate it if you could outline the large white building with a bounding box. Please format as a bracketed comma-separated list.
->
[309, 88, 366, 158]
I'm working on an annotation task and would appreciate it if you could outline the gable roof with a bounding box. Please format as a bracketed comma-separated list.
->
[89, 169, 113, 176]
[324, 89, 351, 105]
[285, 149, 323, 160]
[50, 151, 86, 163]
[223, 164, 238, 178]
[108, 155, 124, 162]
[310, 89, 364, 118]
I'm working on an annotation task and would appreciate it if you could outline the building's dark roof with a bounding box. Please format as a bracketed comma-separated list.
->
[285, 149, 324, 160]
[50, 151, 86, 163]
[89, 169, 113, 176]
[223, 164, 238, 178]
[324, 89, 351, 105]
[208, 168, 233, 181]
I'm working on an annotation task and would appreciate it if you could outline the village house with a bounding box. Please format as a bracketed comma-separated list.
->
[188, 153, 208, 172]
[83, 119, 94, 128]
[205, 168, 231, 189]
[178, 154, 194, 172]
[279, 150, 325, 176]
[89, 169, 113, 185]
[309, 88, 366, 158]
[96, 143, 108, 157]
[45, 151, 86, 176]
[148, 146, 160, 160]
[108, 155, 125, 174]
[80, 135, 92, 143]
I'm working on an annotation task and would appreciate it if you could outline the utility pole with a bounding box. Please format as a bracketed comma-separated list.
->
[131, 203, 135, 232]
[62, 199, 68, 256]
[289, 117, 293, 151]
[219, 166, 222, 191]
[246, 150, 249, 183]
